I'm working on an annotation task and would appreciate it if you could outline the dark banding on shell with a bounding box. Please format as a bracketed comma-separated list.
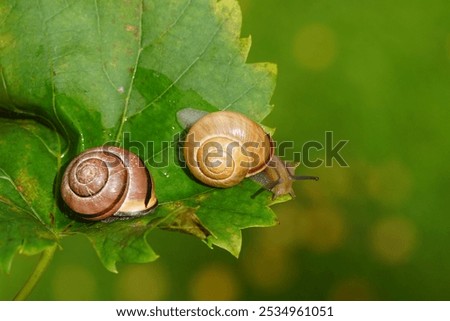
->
[61, 146, 157, 221]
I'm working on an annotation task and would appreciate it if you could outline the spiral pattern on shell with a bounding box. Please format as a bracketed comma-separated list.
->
[184, 111, 274, 188]
[61, 146, 157, 221]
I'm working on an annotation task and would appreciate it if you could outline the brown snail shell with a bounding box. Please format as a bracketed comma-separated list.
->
[183, 110, 274, 188]
[61, 146, 157, 221]
[178, 108, 318, 198]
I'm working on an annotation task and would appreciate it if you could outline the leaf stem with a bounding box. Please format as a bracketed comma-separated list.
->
[13, 244, 58, 300]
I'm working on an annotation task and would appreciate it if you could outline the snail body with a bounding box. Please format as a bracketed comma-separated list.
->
[61, 146, 157, 221]
[177, 108, 318, 198]
[180, 109, 274, 188]
[251, 155, 318, 199]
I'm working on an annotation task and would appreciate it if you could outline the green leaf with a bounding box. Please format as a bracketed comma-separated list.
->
[0, 0, 278, 272]
[0, 119, 61, 272]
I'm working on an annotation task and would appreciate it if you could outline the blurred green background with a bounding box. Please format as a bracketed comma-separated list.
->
[1, 0, 449, 300]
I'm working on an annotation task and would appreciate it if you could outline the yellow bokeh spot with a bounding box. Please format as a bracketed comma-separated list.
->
[258, 199, 346, 254]
[189, 263, 240, 300]
[298, 167, 352, 202]
[293, 24, 337, 71]
[297, 207, 346, 253]
[328, 277, 375, 300]
[115, 263, 170, 300]
[52, 265, 98, 300]
[366, 160, 413, 207]
[242, 244, 298, 293]
[323, 167, 353, 199]
[255, 203, 304, 249]
[370, 216, 417, 265]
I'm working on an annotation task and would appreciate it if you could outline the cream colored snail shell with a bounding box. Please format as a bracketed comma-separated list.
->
[183, 110, 274, 188]
[61, 146, 157, 221]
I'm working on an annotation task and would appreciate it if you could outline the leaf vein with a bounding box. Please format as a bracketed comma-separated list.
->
[21, 127, 59, 158]
[223, 84, 256, 110]
[49, 65, 70, 159]
[0, 168, 45, 225]
[0, 196, 35, 217]
[0, 2, 14, 26]
[114, 0, 144, 143]
[157, 0, 192, 41]
[133, 18, 226, 119]
[93, 0, 119, 93]
[41, 1, 71, 24]
[93, 0, 101, 36]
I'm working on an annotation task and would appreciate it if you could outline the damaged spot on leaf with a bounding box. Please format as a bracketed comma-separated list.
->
[159, 206, 211, 240]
